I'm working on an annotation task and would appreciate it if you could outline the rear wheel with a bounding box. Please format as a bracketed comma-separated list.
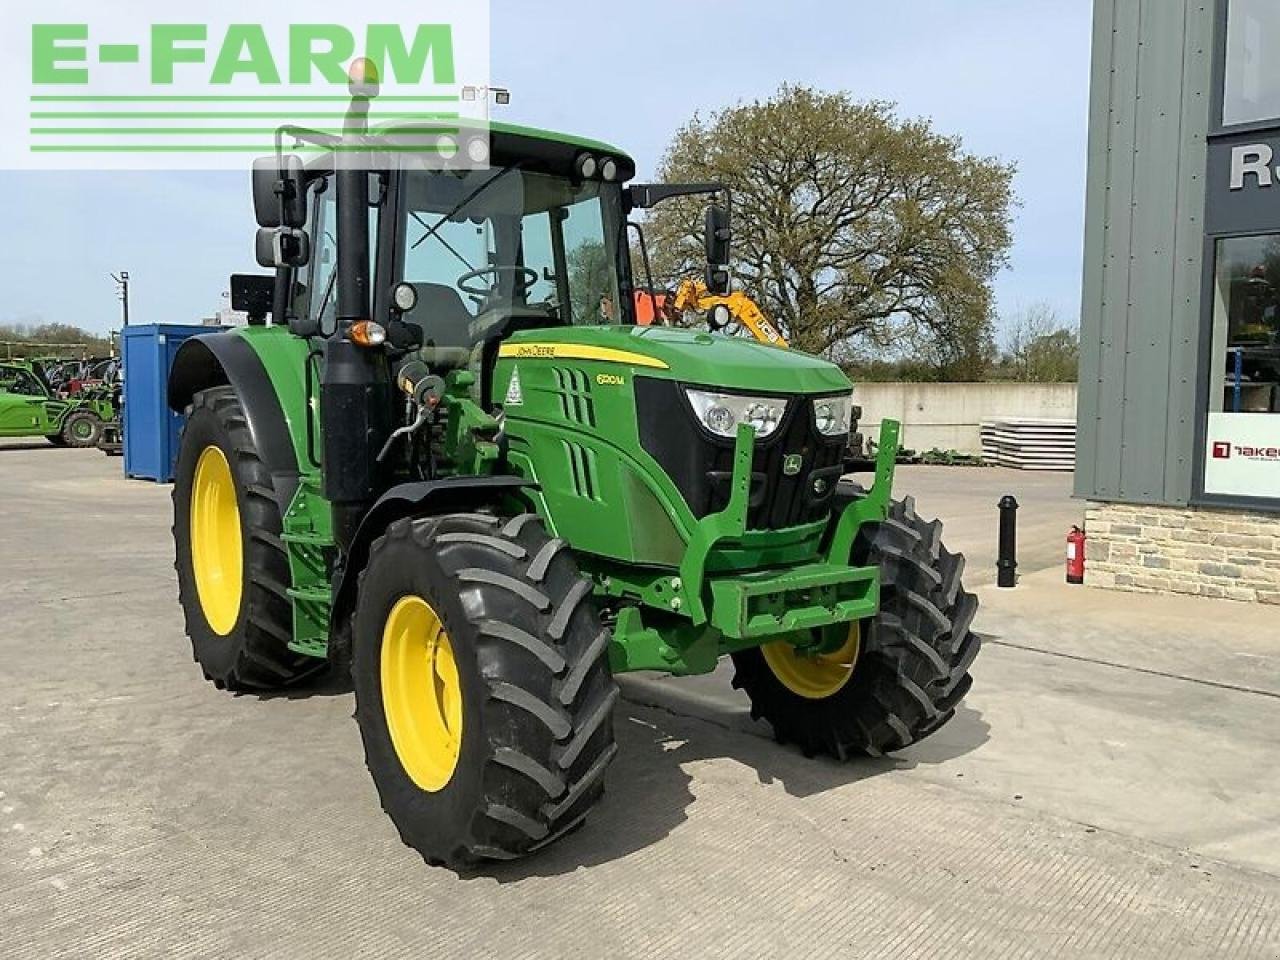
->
[60, 410, 102, 447]
[173, 387, 321, 691]
[732, 490, 980, 758]
[352, 512, 618, 868]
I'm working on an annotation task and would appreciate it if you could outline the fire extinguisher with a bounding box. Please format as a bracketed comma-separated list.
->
[1066, 526, 1086, 584]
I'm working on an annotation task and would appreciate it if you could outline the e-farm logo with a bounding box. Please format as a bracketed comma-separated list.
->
[1, 2, 491, 170]
[31, 24, 456, 88]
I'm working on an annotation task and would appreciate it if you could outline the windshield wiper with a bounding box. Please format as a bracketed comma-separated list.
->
[409, 210, 477, 273]
[410, 163, 523, 252]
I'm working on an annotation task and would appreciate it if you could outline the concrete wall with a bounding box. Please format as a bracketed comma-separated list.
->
[1075, 0, 1214, 506]
[854, 382, 1078, 455]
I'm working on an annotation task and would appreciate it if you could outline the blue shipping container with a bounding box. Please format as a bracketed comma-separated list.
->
[121, 324, 222, 482]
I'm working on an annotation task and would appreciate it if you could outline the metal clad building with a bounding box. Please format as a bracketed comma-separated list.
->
[1077, 0, 1214, 506]
[1079, 1, 1280, 602]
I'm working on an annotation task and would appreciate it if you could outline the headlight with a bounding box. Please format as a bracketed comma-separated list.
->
[685, 389, 789, 439]
[813, 395, 852, 436]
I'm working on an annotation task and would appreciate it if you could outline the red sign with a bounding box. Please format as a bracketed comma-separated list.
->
[1206, 413, 1280, 498]
[1215, 441, 1280, 462]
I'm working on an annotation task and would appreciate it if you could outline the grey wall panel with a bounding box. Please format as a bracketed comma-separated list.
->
[1076, 0, 1212, 506]
[1075, 0, 1117, 499]
[1164, 4, 1213, 503]
[1121, 0, 1185, 501]
[1091, 0, 1142, 499]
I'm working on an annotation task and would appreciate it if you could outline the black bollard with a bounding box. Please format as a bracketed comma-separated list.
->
[997, 495, 1019, 588]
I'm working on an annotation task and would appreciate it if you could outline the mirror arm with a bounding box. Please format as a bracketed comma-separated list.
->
[270, 268, 290, 328]
[626, 181, 724, 211]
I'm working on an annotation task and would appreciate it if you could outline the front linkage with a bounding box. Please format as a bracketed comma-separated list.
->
[604, 420, 902, 676]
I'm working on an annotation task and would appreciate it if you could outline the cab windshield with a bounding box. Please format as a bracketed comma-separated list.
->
[395, 167, 628, 350]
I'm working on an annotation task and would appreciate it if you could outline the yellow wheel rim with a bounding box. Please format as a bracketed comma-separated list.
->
[380, 596, 464, 793]
[762, 622, 862, 700]
[190, 445, 243, 636]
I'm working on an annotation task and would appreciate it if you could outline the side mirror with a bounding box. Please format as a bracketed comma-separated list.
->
[252, 154, 308, 228]
[255, 227, 310, 269]
[704, 204, 731, 296]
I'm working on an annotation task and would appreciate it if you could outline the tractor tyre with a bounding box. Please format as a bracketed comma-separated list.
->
[731, 488, 980, 758]
[173, 386, 321, 691]
[60, 410, 103, 448]
[352, 512, 618, 868]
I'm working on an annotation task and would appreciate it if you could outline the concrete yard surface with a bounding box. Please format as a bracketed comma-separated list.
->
[2, 441, 1278, 959]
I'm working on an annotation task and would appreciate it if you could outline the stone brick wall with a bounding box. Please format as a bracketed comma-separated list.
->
[1085, 502, 1280, 604]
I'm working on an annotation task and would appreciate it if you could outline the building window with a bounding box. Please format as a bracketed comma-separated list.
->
[1224, 0, 1280, 126]
[1204, 235, 1280, 498]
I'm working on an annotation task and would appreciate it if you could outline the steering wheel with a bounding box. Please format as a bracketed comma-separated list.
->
[456, 265, 539, 298]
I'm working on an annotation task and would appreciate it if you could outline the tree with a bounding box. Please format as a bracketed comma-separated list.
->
[641, 85, 1016, 362]
[0, 321, 113, 358]
[565, 240, 613, 323]
[999, 302, 1079, 382]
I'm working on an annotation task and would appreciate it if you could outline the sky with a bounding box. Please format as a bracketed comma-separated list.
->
[0, 0, 1093, 341]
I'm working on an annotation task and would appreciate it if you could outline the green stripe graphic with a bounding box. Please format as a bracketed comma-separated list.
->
[31, 144, 461, 153]
[31, 127, 461, 136]
[30, 95, 461, 103]
[31, 111, 459, 119]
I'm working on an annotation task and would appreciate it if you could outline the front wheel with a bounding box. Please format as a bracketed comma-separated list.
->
[60, 410, 103, 447]
[172, 387, 322, 691]
[731, 491, 980, 758]
[352, 512, 618, 868]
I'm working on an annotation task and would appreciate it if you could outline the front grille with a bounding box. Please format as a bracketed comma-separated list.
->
[635, 378, 846, 531]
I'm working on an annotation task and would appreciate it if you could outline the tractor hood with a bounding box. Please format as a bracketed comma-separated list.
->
[500, 325, 851, 395]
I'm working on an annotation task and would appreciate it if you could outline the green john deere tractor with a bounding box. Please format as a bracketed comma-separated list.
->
[0, 360, 113, 447]
[168, 114, 979, 868]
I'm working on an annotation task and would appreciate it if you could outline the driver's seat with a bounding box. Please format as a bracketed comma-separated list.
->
[403, 282, 475, 347]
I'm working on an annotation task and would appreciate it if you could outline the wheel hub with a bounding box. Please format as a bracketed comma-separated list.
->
[380, 595, 464, 793]
[190, 445, 243, 635]
[761, 622, 861, 699]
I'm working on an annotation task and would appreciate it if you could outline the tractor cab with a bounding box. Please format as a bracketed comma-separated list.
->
[256, 124, 732, 392]
[269, 126, 639, 364]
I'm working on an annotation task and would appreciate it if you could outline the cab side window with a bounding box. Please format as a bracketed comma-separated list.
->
[305, 178, 380, 335]
[1, 370, 42, 396]
[307, 185, 340, 334]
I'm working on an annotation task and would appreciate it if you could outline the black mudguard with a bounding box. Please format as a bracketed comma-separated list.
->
[329, 476, 537, 636]
[167, 333, 301, 512]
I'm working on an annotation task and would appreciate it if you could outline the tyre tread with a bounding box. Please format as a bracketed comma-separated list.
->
[731, 494, 980, 758]
[353, 511, 617, 868]
[173, 386, 321, 692]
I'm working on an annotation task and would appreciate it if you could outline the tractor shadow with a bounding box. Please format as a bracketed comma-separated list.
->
[478, 674, 990, 882]
[0, 442, 80, 452]
[252, 666, 354, 700]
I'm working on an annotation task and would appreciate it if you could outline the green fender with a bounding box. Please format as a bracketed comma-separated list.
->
[167, 326, 316, 513]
